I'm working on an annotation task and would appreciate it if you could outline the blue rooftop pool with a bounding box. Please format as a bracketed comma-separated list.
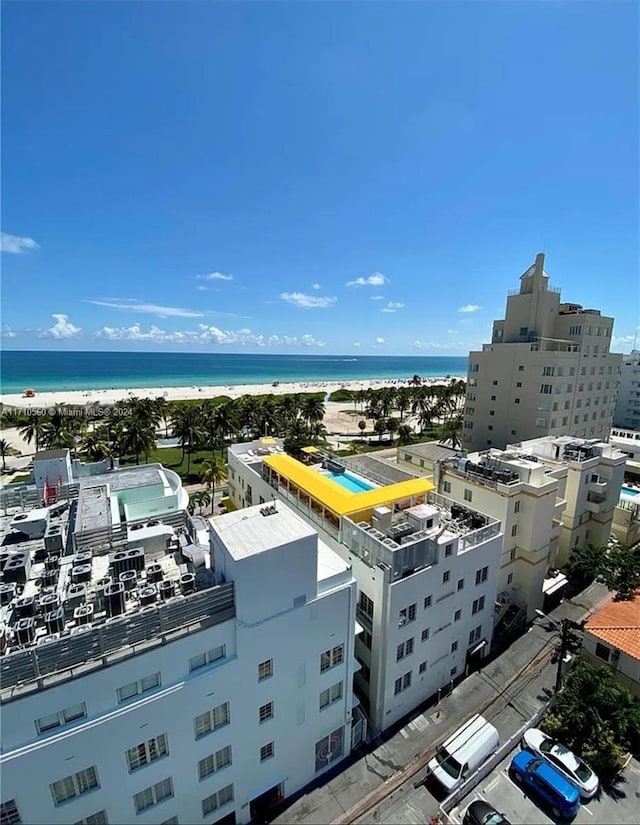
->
[621, 485, 640, 498]
[325, 471, 374, 493]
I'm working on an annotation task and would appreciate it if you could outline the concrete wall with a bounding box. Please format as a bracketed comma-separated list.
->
[582, 634, 640, 698]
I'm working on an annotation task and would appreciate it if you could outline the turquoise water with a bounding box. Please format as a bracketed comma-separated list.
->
[0, 351, 468, 394]
[621, 486, 639, 498]
[326, 471, 374, 493]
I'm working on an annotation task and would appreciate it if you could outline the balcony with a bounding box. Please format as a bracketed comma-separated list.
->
[588, 478, 608, 495]
[585, 497, 605, 514]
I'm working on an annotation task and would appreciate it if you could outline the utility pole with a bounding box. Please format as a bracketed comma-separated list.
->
[555, 619, 569, 694]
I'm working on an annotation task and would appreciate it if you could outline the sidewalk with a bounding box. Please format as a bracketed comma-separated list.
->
[272, 581, 610, 825]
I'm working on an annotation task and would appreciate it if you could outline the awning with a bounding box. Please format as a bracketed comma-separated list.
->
[301, 445, 320, 454]
[543, 572, 568, 596]
[468, 640, 487, 656]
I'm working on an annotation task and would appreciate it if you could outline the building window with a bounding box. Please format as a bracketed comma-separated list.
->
[198, 746, 232, 780]
[475, 566, 488, 585]
[126, 734, 169, 772]
[442, 570, 450, 584]
[117, 673, 161, 703]
[489, 410, 495, 416]
[445, 543, 453, 557]
[516, 381, 522, 388]
[194, 702, 231, 739]
[424, 595, 432, 609]
[320, 644, 344, 672]
[514, 500, 520, 513]
[510, 548, 517, 561]
[468, 626, 482, 645]
[320, 681, 343, 709]
[457, 578, 465, 591]
[520, 327, 528, 336]
[394, 671, 412, 695]
[518, 365, 524, 371]
[492, 380, 498, 386]
[50, 766, 100, 806]
[451, 641, 458, 653]
[488, 425, 494, 431]
[540, 384, 552, 394]
[542, 366, 555, 376]
[490, 395, 496, 401]
[511, 524, 518, 537]
[399, 604, 416, 626]
[443, 481, 451, 494]
[36, 703, 87, 735]
[396, 638, 415, 660]
[259, 702, 274, 723]
[258, 659, 273, 681]
[189, 647, 225, 672]
[358, 591, 374, 619]
[315, 726, 345, 772]
[507, 573, 514, 585]
[0, 801, 21, 825]
[464, 489, 472, 502]
[511, 429, 517, 436]
[201, 785, 234, 817]
[595, 642, 611, 662]
[361, 629, 372, 649]
[472, 596, 486, 614]
[421, 627, 430, 642]
[454, 609, 462, 622]
[260, 742, 275, 762]
[74, 812, 108, 825]
[514, 398, 520, 404]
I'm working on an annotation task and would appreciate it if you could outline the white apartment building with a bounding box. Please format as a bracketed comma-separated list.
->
[227, 440, 504, 733]
[614, 351, 640, 431]
[0, 487, 359, 824]
[610, 427, 640, 481]
[464, 253, 622, 452]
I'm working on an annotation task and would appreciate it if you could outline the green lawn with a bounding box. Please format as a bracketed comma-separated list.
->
[8, 473, 32, 484]
[119, 446, 226, 484]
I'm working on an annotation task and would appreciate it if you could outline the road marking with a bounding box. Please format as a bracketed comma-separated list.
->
[412, 714, 429, 733]
[582, 805, 594, 816]
[400, 728, 410, 739]
[485, 777, 500, 792]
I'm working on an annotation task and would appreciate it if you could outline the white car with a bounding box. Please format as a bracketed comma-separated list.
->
[522, 727, 600, 799]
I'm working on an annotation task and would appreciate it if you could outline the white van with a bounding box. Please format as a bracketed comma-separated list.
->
[428, 714, 499, 794]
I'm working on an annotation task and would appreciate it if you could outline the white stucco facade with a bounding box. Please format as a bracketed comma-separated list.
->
[0, 501, 358, 825]
[613, 351, 640, 431]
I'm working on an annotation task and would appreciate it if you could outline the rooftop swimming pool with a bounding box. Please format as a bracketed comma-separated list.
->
[621, 485, 640, 498]
[324, 471, 375, 493]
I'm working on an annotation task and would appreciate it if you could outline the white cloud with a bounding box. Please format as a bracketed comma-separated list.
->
[280, 292, 336, 309]
[414, 339, 467, 351]
[447, 329, 459, 334]
[1, 232, 40, 254]
[1, 326, 17, 338]
[88, 299, 204, 318]
[197, 271, 233, 282]
[311, 283, 321, 290]
[43, 314, 82, 339]
[375, 337, 385, 345]
[612, 333, 638, 350]
[458, 304, 481, 313]
[195, 285, 219, 292]
[347, 272, 388, 287]
[371, 295, 385, 301]
[381, 301, 404, 313]
[95, 324, 327, 348]
[353, 342, 361, 348]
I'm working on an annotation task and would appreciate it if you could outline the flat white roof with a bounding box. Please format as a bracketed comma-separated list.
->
[211, 502, 316, 560]
[317, 540, 350, 583]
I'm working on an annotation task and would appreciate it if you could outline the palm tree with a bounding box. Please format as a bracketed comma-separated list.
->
[209, 401, 238, 458]
[358, 420, 366, 440]
[373, 418, 387, 442]
[355, 389, 368, 413]
[412, 388, 436, 435]
[301, 396, 325, 427]
[386, 417, 399, 443]
[172, 404, 204, 472]
[198, 489, 212, 514]
[18, 416, 48, 453]
[0, 438, 13, 471]
[154, 396, 171, 437]
[439, 414, 463, 450]
[122, 419, 155, 465]
[410, 374, 422, 387]
[82, 432, 111, 462]
[397, 423, 413, 445]
[201, 456, 227, 509]
[396, 387, 412, 421]
[188, 491, 201, 516]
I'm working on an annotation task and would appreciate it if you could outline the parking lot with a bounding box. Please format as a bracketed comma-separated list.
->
[449, 754, 640, 825]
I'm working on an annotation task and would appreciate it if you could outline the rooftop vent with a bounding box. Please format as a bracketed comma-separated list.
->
[260, 504, 278, 517]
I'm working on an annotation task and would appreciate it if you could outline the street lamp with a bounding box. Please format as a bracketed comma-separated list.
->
[534, 609, 582, 694]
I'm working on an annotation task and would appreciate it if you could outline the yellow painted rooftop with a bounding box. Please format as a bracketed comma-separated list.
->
[301, 445, 320, 454]
[263, 454, 434, 516]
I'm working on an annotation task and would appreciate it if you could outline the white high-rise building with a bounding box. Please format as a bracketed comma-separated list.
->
[464, 253, 622, 452]
[614, 351, 640, 431]
[227, 440, 504, 733]
[0, 474, 360, 825]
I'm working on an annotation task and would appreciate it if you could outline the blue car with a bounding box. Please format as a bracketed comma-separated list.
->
[510, 749, 581, 820]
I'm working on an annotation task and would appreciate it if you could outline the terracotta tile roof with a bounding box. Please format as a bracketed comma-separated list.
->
[584, 591, 640, 661]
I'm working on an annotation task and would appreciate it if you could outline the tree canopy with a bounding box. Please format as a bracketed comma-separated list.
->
[567, 542, 640, 601]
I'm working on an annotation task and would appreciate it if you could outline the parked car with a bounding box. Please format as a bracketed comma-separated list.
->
[510, 749, 581, 820]
[428, 714, 500, 793]
[522, 727, 600, 798]
[463, 799, 512, 825]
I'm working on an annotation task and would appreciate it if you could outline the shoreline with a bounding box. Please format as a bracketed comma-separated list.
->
[0, 375, 466, 410]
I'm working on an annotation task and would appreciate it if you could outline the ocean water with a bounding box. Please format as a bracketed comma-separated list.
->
[0, 351, 468, 394]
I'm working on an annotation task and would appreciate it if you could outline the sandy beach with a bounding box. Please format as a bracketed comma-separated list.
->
[0, 375, 464, 411]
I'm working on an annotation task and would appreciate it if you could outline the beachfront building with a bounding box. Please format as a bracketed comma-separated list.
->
[464, 253, 622, 452]
[228, 440, 504, 733]
[614, 351, 640, 431]
[0, 492, 360, 825]
[610, 427, 640, 483]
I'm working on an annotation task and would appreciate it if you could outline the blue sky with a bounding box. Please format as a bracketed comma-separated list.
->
[2, 1, 638, 355]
